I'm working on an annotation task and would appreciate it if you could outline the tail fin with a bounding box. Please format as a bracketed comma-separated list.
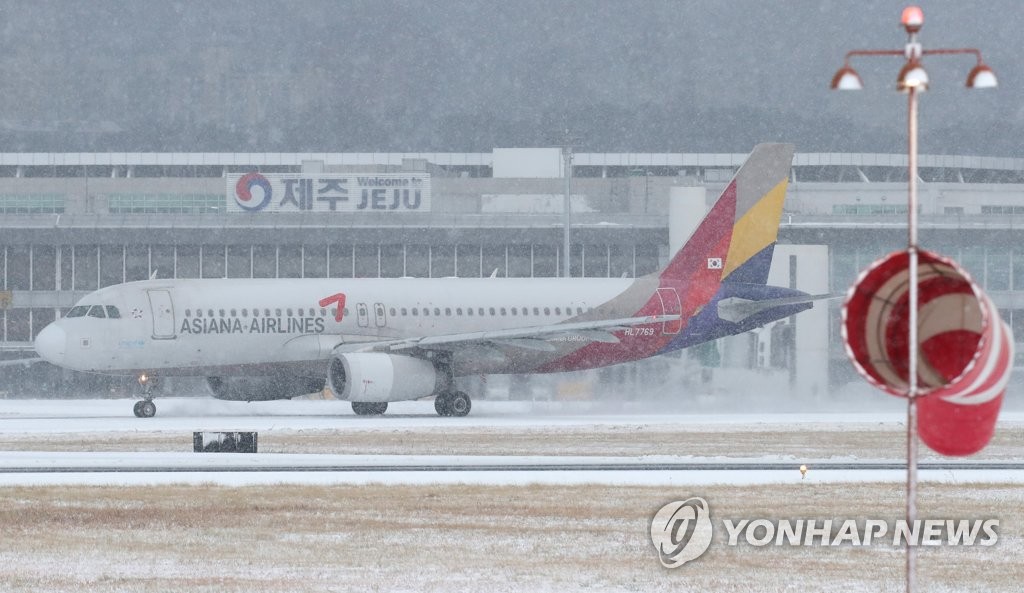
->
[659, 143, 794, 286]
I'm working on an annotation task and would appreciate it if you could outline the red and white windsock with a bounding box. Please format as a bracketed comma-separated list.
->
[842, 249, 1013, 456]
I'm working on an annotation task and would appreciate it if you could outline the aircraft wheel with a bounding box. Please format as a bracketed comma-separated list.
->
[133, 401, 144, 418]
[434, 392, 452, 416]
[137, 400, 156, 418]
[449, 391, 471, 417]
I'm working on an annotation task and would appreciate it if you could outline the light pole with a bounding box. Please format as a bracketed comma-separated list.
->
[830, 6, 997, 592]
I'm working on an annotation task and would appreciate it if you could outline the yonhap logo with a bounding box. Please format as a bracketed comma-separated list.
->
[650, 497, 713, 568]
[649, 496, 999, 568]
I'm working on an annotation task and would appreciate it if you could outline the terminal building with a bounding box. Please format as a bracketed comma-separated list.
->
[2, 148, 1024, 402]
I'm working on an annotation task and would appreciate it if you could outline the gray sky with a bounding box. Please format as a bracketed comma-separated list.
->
[0, 1, 1017, 154]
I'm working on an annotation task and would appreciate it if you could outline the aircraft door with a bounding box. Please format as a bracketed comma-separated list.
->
[147, 290, 176, 339]
[656, 287, 682, 335]
[373, 302, 387, 327]
[356, 303, 369, 328]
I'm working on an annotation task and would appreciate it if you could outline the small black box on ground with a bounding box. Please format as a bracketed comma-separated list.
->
[193, 431, 258, 453]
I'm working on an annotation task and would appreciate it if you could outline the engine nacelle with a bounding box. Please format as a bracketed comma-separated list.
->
[329, 353, 444, 402]
[206, 375, 326, 402]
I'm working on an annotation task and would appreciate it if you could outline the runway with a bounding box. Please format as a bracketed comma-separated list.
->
[2, 456, 1023, 473]
[2, 397, 1024, 485]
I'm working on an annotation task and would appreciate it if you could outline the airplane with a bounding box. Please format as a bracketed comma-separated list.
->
[33, 143, 821, 418]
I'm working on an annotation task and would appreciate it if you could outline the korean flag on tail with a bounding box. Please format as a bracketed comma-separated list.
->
[707, 257, 723, 270]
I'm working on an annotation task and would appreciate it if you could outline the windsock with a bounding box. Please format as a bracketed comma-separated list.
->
[842, 249, 1012, 456]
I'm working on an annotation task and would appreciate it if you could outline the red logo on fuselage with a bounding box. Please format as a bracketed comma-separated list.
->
[318, 293, 347, 322]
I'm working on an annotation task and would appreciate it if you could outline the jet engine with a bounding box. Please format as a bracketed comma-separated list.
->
[328, 353, 445, 402]
[206, 375, 326, 402]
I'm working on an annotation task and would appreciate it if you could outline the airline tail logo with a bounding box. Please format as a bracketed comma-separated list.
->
[650, 497, 714, 568]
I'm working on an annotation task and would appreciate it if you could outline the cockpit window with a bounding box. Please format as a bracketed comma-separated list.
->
[66, 306, 89, 318]
[105, 306, 121, 319]
[86, 305, 107, 318]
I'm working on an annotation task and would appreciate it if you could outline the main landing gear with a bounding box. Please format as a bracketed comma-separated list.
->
[133, 373, 157, 418]
[434, 391, 471, 417]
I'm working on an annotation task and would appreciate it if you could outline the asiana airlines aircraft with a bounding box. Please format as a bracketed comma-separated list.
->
[33, 143, 821, 418]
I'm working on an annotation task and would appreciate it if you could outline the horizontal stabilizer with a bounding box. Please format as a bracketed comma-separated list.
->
[717, 293, 836, 323]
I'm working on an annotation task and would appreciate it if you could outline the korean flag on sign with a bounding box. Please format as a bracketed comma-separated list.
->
[707, 257, 723, 270]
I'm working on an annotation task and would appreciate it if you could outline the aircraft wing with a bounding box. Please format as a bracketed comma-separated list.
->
[331, 314, 680, 355]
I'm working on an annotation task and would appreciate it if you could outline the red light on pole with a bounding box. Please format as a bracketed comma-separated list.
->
[901, 6, 924, 34]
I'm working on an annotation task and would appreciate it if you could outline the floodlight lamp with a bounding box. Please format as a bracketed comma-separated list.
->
[901, 5, 924, 34]
[966, 63, 998, 89]
[897, 60, 929, 92]
[831, 65, 863, 90]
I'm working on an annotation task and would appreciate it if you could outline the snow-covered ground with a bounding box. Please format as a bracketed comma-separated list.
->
[1, 398, 1022, 486]
[1, 398, 1020, 592]
[0, 396, 938, 432]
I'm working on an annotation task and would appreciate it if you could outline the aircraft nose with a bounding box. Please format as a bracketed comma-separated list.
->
[34, 324, 66, 365]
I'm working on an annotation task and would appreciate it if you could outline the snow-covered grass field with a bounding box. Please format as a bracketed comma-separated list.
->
[0, 482, 1019, 593]
[0, 398, 1020, 591]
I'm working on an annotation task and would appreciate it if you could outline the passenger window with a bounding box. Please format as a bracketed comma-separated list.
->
[401, 308, 408, 316]
[287, 308, 293, 317]
[320, 308, 327, 317]
[264, 309, 271, 317]
[275, 308, 282, 317]
[66, 306, 89, 318]
[434, 308, 440, 316]
[242, 309, 248, 318]
[423, 308, 430, 317]
[343, 308, 349, 316]
[467, 308, 473, 316]
[208, 309, 215, 318]
[105, 306, 120, 319]
[412, 308, 419, 316]
[544, 308, 550, 315]
[500, 308, 507, 316]
[456, 308, 463, 316]
[554, 307, 561, 315]
[445, 308, 451, 316]
[197, 309, 204, 317]
[579, 307, 585, 314]
[479, 308, 485, 316]
[330, 308, 337, 318]
[87, 305, 106, 318]
[390, 308, 397, 317]
[489, 307, 495, 316]
[184, 309, 191, 318]
[230, 309, 236, 317]
[219, 309, 225, 317]
[533, 307, 539, 316]
[511, 308, 517, 316]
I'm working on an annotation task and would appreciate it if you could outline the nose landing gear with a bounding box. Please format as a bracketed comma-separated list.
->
[133, 373, 158, 418]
